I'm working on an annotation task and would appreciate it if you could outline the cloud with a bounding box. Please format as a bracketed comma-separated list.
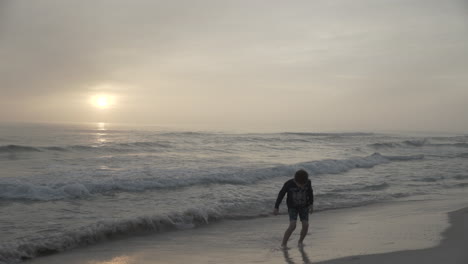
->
[0, 0, 467, 131]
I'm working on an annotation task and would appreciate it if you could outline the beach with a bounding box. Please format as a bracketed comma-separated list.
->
[3, 1, 468, 263]
[27, 197, 467, 264]
[2, 124, 468, 264]
[318, 206, 468, 264]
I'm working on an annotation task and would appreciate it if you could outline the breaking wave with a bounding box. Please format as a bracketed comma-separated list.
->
[0, 207, 225, 264]
[0, 182, 419, 264]
[0, 153, 423, 202]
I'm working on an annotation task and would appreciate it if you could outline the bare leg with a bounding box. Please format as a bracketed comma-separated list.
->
[298, 221, 309, 246]
[281, 221, 297, 247]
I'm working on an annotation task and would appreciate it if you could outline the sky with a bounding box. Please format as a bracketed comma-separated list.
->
[1, 0, 467, 132]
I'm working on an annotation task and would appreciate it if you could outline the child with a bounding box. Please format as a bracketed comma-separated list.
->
[273, 169, 314, 247]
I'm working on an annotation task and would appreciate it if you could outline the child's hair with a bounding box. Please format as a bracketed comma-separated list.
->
[294, 169, 309, 184]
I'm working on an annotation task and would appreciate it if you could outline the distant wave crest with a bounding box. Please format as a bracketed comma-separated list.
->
[0, 145, 42, 153]
[369, 139, 468, 149]
[282, 132, 374, 137]
[369, 139, 428, 148]
[0, 141, 171, 154]
[326, 182, 390, 193]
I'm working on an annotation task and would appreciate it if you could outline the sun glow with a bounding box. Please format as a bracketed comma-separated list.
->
[91, 95, 115, 109]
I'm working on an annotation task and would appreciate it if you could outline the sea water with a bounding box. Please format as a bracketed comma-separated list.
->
[0, 122, 467, 263]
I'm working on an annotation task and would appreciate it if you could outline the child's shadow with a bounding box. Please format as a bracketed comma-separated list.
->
[282, 246, 312, 264]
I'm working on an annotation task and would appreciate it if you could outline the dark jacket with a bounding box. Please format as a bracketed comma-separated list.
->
[275, 179, 314, 209]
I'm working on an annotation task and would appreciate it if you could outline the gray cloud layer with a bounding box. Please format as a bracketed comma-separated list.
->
[1, 0, 467, 132]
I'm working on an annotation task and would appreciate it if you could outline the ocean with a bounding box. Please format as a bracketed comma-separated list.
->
[0, 122, 467, 263]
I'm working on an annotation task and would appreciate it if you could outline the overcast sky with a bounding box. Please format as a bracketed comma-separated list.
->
[1, 0, 467, 132]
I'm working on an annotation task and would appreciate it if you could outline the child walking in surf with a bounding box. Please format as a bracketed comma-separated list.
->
[273, 169, 314, 247]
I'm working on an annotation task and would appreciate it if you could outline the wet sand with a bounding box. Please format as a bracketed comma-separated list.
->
[316, 206, 468, 264]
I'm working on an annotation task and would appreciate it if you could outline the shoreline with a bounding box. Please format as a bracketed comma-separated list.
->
[317, 206, 468, 264]
[26, 198, 468, 264]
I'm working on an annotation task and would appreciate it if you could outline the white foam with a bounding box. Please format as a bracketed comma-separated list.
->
[0, 207, 224, 264]
[0, 153, 422, 202]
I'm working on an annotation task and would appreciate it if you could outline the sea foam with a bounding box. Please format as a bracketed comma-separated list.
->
[0, 153, 423, 202]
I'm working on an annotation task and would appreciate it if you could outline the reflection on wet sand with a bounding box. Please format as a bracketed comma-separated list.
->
[282, 246, 312, 264]
[299, 245, 312, 264]
[282, 248, 295, 264]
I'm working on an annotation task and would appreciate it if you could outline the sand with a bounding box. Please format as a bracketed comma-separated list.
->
[27, 198, 468, 264]
[317, 206, 468, 264]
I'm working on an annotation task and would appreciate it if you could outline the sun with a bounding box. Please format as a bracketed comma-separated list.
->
[91, 95, 114, 109]
[96, 96, 109, 108]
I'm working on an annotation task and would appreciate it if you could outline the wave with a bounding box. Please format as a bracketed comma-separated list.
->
[369, 142, 400, 148]
[415, 176, 445, 182]
[0, 207, 225, 264]
[369, 139, 428, 148]
[384, 154, 424, 161]
[247, 136, 313, 143]
[369, 139, 468, 149]
[43, 146, 67, 151]
[0, 194, 381, 264]
[453, 175, 468, 180]
[0, 169, 433, 264]
[427, 142, 468, 148]
[0, 193, 413, 264]
[0, 145, 42, 153]
[0, 184, 409, 264]
[158, 131, 212, 137]
[402, 139, 428, 146]
[0, 141, 171, 154]
[159, 131, 374, 137]
[0, 153, 423, 202]
[117, 141, 171, 148]
[327, 182, 390, 193]
[413, 173, 468, 183]
[282, 132, 374, 137]
[423, 143, 468, 148]
[359, 182, 389, 191]
[452, 143, 468, 148]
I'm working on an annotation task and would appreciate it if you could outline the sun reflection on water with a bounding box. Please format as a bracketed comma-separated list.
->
[87, 256, 135, 264]
[97, 122, 107, 131]
[95, 122, 108, 144]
